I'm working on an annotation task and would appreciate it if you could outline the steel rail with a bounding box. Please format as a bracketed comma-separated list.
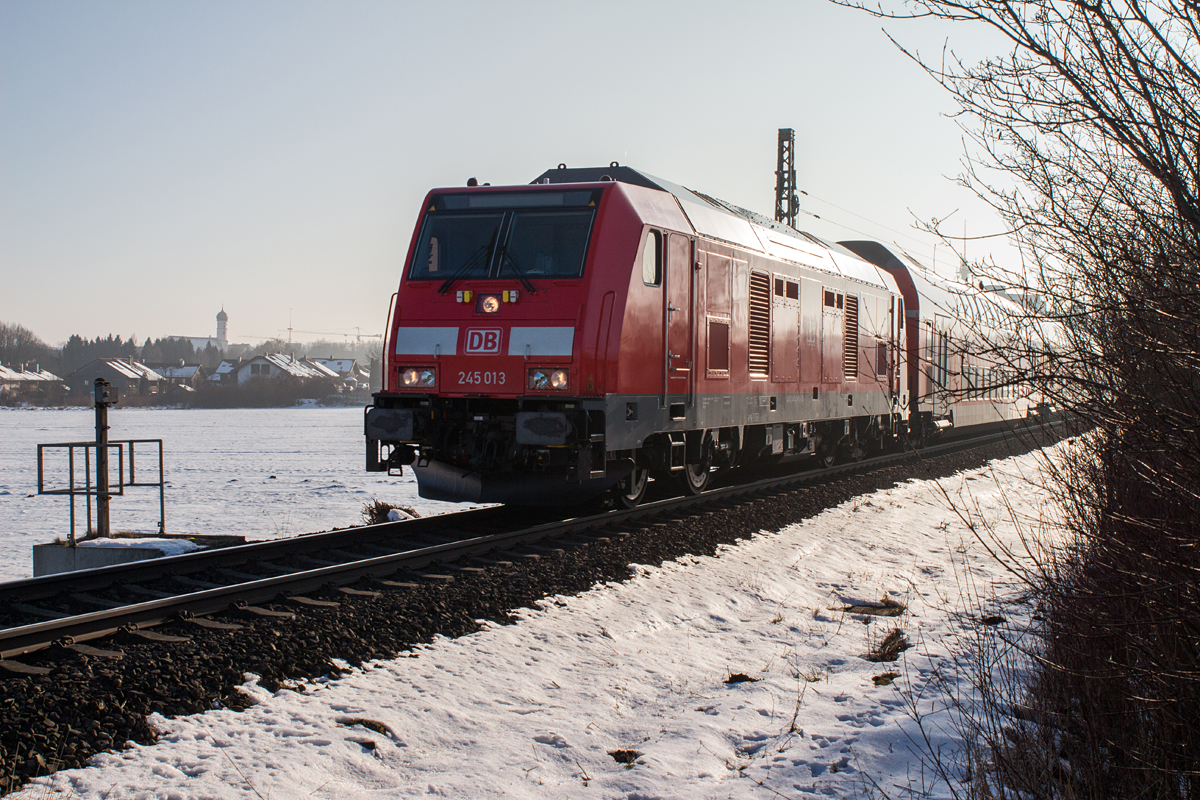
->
[0, 504, 520, 605]
[0, 419, 1062, 661]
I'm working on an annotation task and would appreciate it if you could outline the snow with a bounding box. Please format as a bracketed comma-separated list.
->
[78, 537, 204, 557]
[0, 407, 482, 583]
[9, 445, 1063, 799]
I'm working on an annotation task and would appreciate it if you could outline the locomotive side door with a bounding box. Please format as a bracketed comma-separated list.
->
[664, 233, 694, 406]
[821, 288, 844, 384]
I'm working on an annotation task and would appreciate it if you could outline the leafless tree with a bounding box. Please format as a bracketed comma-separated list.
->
[834, 1, 1200, 797]
[0, 321, 52, 367]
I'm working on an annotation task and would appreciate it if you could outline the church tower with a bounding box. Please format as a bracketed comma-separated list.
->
[216, 306, 228, 351]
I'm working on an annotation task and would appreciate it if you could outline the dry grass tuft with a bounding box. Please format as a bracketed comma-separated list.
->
[724, 672, 760, 684]
[865, 629, 910, 663]
[360, 499, 419, 525]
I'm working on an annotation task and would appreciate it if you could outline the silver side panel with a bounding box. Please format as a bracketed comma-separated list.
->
[508, 326, 574, 357]
[395, 327, 459, 356]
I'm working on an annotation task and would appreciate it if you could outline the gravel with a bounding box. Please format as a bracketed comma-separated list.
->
[0, 436, 1045, 795]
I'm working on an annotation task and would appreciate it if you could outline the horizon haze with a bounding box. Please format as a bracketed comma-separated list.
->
[1, 1, 1017, 347]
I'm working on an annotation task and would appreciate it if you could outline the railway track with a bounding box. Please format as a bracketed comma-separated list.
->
[0, 419, 1062, 670]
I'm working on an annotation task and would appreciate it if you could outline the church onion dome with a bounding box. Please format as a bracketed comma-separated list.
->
[216, 308, 228, 321]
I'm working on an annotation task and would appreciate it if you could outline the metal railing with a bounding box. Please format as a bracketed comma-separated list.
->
[35, 379, 166, 545]
[36, 439, 165, 545]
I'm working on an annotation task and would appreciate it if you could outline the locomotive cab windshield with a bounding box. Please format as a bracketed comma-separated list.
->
[409, 189, 601, 283]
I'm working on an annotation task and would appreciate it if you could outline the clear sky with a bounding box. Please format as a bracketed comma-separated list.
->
[0, 0, 1016, 348]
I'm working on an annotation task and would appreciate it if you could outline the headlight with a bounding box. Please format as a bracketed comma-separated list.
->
[479, 294, 501, 314]
[529, 368, 568, 391]
[401, 367, 436, 388]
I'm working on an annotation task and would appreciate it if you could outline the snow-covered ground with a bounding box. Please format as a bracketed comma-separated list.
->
[0, 407, 478, 582]
[11, 446, 1062, 799]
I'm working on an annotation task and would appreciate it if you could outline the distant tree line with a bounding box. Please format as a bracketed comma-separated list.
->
[0, 324, 218, 374]
[58, 333, 141, 372]
[138, 337, 224, 371]
[236, 337, 380, 364]
[1, 320, 380, 380]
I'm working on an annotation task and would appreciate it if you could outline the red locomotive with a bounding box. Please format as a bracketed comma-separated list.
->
[365, 164, 1040, 506]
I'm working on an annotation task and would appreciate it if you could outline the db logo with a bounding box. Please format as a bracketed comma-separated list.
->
[465, 328, 502, 354]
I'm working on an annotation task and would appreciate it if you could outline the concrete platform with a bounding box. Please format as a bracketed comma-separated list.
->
[31, 534, 245, 577]
[33, 542, 167, 576]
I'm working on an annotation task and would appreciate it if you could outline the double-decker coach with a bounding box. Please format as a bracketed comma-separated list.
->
[842, 240, 1046, 440]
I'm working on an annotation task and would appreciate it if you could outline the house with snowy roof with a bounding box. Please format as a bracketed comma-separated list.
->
[229, 354, 340, 386]
[66, 358, 163, 395]
[310, 358, 371, 391]
[0, 364, 64, 400]
[209, 360, 238, 385]
[144, 362, 209, 390]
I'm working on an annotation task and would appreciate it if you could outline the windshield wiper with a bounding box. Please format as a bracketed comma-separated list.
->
[498, 248, 537, 295]
[437, 243, 493, 294]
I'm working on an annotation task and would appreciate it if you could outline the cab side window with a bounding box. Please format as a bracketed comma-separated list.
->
[642, 230, 662, 286]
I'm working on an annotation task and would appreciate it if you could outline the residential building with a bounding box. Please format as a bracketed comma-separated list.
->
[66, 359, 163, 395]
[310, 358, 371, 391]
[0, 364, 64, 400]
[230, 354, 340, 386]
[146, 362, 209, 389]
[210, 360, 238, 385]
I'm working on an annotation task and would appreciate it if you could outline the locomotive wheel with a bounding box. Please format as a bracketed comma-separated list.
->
[613, 464, 649, 508]
[680, 461, 710, 495]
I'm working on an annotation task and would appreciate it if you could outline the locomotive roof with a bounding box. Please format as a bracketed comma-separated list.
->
[530, 165, 893, 291]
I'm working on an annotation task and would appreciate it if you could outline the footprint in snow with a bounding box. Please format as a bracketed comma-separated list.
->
[534, 733, 570, 748]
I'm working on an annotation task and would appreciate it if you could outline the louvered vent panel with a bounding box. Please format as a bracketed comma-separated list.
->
[843, 294, 859, 380]
[748, 272, 771, 378]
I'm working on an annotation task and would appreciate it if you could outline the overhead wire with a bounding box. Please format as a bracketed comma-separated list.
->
[789, 200, 939, 272]
[796, 189, 942, 265]
[801, 190, 938, 250]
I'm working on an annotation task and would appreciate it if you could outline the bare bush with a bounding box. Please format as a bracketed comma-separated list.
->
[836, 1, 1200, 796]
